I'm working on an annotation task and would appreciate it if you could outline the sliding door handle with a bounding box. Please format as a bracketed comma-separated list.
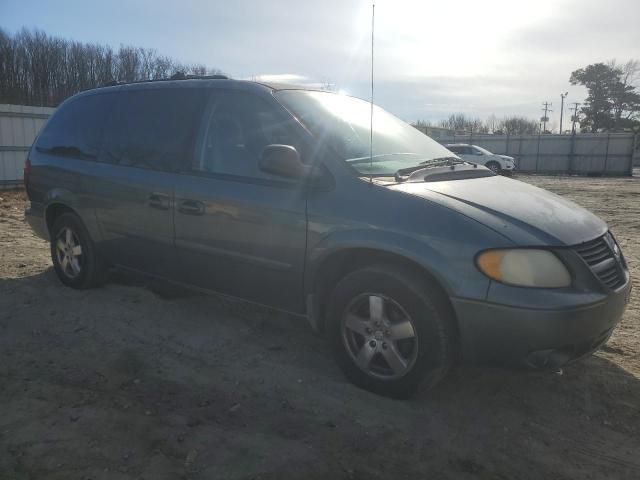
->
[178, 199, 205, 216]
[148, 193, 171, 210]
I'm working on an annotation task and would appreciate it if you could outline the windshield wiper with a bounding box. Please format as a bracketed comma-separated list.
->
[394, 156, 467, 181]
[419, 156, 466, 166]
[347, 153, 422, 164]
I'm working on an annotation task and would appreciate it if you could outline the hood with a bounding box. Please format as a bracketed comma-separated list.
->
[389, 175, 607, 246]
[498, 154, 514, 161]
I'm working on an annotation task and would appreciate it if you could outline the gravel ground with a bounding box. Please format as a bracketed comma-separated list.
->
[0, 174, 638, 480]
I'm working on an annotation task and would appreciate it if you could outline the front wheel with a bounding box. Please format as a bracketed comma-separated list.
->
[326, 264, 455, 398]
[485, 161, 501, 174]
[50, 212, 108, 289]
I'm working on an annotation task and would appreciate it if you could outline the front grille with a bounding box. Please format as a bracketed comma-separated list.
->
[574, 233, 625, 290]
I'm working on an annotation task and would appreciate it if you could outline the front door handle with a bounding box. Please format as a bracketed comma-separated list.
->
[178, 199, 205, 216]
[148, 193, 171, 210]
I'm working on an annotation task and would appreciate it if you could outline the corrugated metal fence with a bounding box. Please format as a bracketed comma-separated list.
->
[0, 104, 55, 187]
[422, 130, 640, 176]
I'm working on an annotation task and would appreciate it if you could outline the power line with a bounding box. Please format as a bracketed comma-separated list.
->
[541, 102, 553, 133]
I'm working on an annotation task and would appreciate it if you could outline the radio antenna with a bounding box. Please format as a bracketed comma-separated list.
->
[369, 2, 375, 185]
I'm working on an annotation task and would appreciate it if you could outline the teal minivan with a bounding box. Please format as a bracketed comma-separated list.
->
[25, 78, 631, 397]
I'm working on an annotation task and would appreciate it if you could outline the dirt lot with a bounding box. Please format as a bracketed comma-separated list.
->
[1, 174, 638, 480]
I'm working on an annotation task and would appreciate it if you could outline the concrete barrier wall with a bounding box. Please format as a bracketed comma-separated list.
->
[0, 104, 55, 186]
[417, 130, 639, 176]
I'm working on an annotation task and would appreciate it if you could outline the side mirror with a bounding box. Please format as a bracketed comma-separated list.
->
[259, 144, 320, 180]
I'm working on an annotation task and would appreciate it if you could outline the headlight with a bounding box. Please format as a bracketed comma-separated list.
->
[476, 249, 571, 288]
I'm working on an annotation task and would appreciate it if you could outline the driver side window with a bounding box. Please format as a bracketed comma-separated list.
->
[193, 91, 304, 178]
[458, 146, 473, 155]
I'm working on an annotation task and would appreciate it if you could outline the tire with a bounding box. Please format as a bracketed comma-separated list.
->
[326, 264, 455, 398]
[486, 161, 501, 174]
[50, 212, 108, 289]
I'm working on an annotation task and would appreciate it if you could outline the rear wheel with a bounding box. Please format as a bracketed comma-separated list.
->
[50, 213, 107, 289]
[326, 264, 455, 398]
[486, 161, 501, 174]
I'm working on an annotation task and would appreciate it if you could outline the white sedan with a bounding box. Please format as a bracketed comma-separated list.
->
[445, 143, 515, 174]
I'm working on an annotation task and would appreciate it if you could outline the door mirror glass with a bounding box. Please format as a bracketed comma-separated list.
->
[259, 144, 318, 179]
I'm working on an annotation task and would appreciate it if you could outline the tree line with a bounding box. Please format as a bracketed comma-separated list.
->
[413, 114, 541, 135]
[0, 28, 224, 107]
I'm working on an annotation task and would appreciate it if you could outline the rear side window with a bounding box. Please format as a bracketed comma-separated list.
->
[36, 93, 114, 159]
[101, 88, 205, 171]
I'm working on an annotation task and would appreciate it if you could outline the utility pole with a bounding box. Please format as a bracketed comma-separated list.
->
[541, 102, 553, 133]
[559, 92, 568, 134]
[570, 102, 580, 134]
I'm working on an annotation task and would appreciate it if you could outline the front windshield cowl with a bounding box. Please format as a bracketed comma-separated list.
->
[275, 90, 457, 177]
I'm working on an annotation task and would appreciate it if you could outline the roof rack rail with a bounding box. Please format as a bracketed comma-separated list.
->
[170, 73, 228, 80]
[99, 74, 229, 88]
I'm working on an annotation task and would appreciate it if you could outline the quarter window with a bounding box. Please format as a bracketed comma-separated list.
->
[36, 93, 114, 159]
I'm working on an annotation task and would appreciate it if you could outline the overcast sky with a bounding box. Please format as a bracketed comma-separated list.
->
[2, 0, 639, 125]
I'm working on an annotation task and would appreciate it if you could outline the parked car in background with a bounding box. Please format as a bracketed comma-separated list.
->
[446, 143, 515, 174]
[25, 78, 630, 398]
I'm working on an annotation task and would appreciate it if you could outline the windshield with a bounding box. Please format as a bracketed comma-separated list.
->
[275, 90, 457, 176]
[474, 145, 493, 155]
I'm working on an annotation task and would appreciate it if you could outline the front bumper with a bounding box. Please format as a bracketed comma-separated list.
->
[501, 163, 516, 175]
[452, 279, 631, 368]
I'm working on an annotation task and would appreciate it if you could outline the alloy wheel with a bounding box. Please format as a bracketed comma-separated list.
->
[55, 227, 83, 278]
[341, 293, 419, 380]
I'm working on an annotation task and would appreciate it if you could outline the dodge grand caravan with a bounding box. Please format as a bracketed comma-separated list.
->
[25, 78, 631, 397]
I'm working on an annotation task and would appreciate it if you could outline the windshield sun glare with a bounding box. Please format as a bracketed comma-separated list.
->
[276, 90, 455, 176]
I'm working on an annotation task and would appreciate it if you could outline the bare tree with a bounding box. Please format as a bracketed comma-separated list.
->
[412, 119, 432, 128]
[496, 116, 539, 135]
[0, 27, 226, 107]
[320, 79, 337, 91]
[439, 114, 487, 133]
[485, 114, 498, 133]
[413, 114, 539, 135]
[611, 59, 640, 129]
